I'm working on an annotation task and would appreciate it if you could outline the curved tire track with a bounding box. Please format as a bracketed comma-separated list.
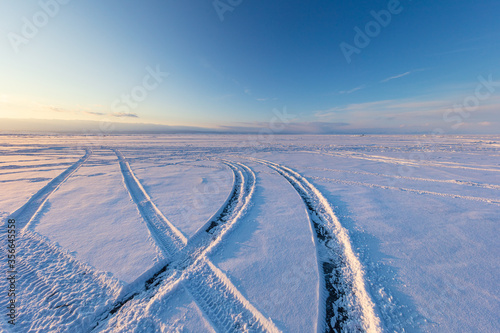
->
[175, 161, 252, 267]
[95, 153, 279, 333]
[251, 158, 380, 333]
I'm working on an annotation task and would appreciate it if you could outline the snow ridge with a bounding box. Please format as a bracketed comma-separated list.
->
[252, 158, 381, 333]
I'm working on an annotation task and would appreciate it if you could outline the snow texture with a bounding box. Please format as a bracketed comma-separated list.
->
[0, 134, 498, 332]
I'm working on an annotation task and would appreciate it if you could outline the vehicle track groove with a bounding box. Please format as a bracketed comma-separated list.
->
[251, 158, 380, 333]
[93, 152, 279, 333]
[8, 149, 92, 230]
[113, 149, 187, 257]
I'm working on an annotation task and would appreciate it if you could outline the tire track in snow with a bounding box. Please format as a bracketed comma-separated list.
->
[113, 149, 187, 256]
[185, 260, 274, 333]
[179, 162, 279, 333]
[306, 166, 500, 190]
[309, 150, 500, 173]
[94, 153, 279, 333]
[9, 148, 92, 230]
[0, 162, 75, 170]
[174, 161, 252, 267]
[251, 158, 380, 333]
[311, 176, 500, 207]
[1, 149, 124, 331]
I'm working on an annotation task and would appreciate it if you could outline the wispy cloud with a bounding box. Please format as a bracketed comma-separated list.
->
[315, 100, 392, 118]
[337, 69, 426, 95]
[380, 69, 427, 83]
[83, 110, 106, 116]
[385, 100, 448, 109]
[313, 95, 500, 133]
[314, 98, 447, 119]
[112, 112, 139, 118]
[380, 71, 412, 83]
[339, 84, 366, 94]
[49, 106, 72, 113]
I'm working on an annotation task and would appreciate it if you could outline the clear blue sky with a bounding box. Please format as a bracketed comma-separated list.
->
[0, 0, 499, 133]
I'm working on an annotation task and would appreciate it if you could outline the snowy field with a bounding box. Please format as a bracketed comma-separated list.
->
[1, 134, 499, 332]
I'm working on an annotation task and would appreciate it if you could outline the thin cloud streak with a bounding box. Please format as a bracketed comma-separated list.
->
[380, 71, 412, 83]
[339, 84, 366, 94]
[313, 95, 500, 133]
[83, 111, 106, 116]
[112, 112, 139, 118]
[48, 106, 75, 114]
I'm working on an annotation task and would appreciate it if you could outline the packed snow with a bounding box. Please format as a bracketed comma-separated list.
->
[1, 134, 498, 332]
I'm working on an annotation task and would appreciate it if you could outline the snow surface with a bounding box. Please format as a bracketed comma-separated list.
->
[0, 134, 499, 332]
[33, 149, 160, 283]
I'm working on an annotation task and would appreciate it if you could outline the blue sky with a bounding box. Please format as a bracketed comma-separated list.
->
[0, 0, 499, 133]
